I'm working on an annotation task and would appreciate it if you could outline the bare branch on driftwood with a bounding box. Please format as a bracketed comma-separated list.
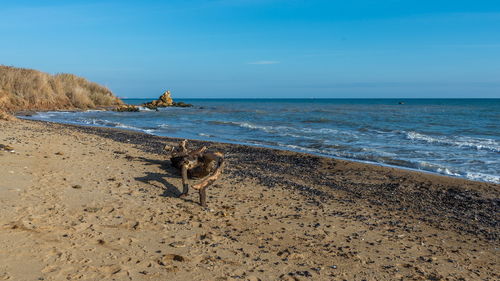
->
[165, 140, 224, 207]
[192, 152, 224, 190]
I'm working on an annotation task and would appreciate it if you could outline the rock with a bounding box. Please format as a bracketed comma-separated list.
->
[288, 253, 305, 260]
[281, 273, 301, 281]
[113, 104, 139, 112]
[159, 254, 187, 265]
[142, 90, 193, 109]
[127, 221, 140, 230]
[159, 90, 174, 106]
[295, 271, 312, 277]
[0, 144, 14, 151]
[72, 184, 82, 189]
[172, 101, 193, 108]
[169, 241, 186, 248]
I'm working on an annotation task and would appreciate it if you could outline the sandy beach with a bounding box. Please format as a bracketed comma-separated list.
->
[0, 119, 498, 281]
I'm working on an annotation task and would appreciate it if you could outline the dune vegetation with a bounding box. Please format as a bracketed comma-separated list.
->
[0, 65, 122, 118]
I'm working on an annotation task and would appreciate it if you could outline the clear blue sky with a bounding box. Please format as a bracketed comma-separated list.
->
[1, 0, 499, 98]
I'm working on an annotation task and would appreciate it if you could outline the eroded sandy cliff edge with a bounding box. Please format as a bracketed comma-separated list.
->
[0, 65, 122, 119]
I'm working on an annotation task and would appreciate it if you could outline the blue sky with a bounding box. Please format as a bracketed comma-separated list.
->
[1, 0, 499, 98]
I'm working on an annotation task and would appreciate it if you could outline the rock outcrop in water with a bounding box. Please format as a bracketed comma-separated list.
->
[113, 104, 140, 112]
[142, 90, 193, 110]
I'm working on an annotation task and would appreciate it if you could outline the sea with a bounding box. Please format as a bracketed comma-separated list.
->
[21, 98, 500, 184]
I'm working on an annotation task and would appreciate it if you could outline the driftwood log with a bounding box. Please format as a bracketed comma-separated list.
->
[165, 140, 224, 207]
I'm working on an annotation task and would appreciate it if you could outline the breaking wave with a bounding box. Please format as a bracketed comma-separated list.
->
[406, 131, 500, 152]
[76, 118, 156, 134]
[466, 172, 500, 184]
[209, 120, 355, 137]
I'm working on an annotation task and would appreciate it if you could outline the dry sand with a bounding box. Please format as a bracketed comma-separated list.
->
[0, 119, 498, 281]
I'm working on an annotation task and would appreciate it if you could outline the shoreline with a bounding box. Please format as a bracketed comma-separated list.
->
[1, 119, 499, 280]
[18, 115, 499, 185]
[12, 119, 500, 238]
[48, 121, 500, 229]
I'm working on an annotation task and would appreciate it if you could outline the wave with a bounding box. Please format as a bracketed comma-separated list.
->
[406, 131, 500, 152]
[275, 141, 500, 183]
[77, 118, 155, 134]
[198, 133, 215, 138]
[301, 118, 332, 124]
[417, 161, 462, 177]
[273, 140, 499, 183]
[466, 172, 500, 184]
[278, 143, 318, 153]
[208, 120, 239, 126]
[35, 112, 58, 119]
[208, 120, 357, 138]
[208, 121, 304, 138]
[414, 161, 499, 183]
[136, 106, 155, 111]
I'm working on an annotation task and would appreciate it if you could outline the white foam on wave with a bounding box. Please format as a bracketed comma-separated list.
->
[77, 118, 154, 134]
[279, 143, 317, 153]
[218, 121, 304, 138]
[406, 131, 500, 152]
[414, 161, 499, 184]
[35, 112, 58, 119]
[78, 118, 120, 127]
[213, 121, 356, 138]
[436, 167, 462, 177]
[417, 161, 462, 177]
[466, 172, 500, 184]
[137, 106, 154, 111]
[198, 133, 214, 137]
[277, 143, 358, 160]
[278, 143, 500, 184]
[115, 123, 155, 134]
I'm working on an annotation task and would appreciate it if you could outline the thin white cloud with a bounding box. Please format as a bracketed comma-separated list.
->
[248, 60, 280, 65]
[430, 44, 500, 49]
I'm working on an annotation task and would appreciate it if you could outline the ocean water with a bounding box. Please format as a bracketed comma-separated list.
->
[22, 99, 500, 184]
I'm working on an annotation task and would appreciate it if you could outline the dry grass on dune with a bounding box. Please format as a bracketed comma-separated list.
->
[0, 65, 122, 114]
[0, 109, 15, 121]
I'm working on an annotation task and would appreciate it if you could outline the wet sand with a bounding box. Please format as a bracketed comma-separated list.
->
[0, 119, 498, 280]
